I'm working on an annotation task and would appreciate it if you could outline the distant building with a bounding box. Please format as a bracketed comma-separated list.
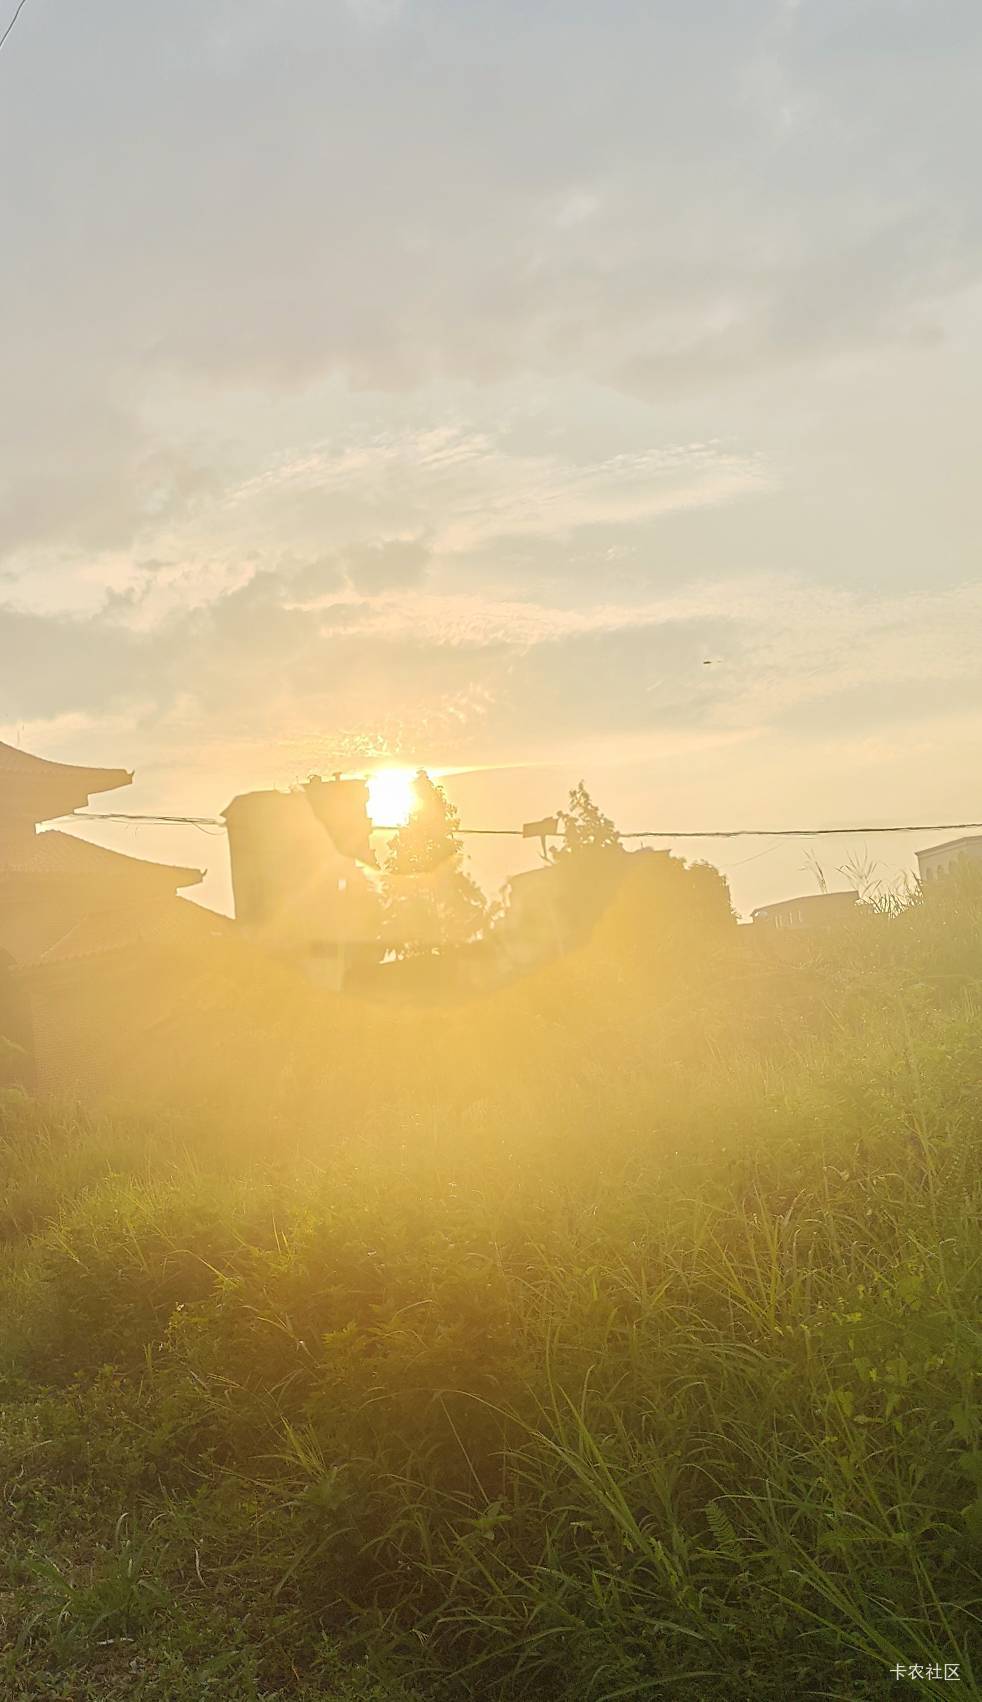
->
[349, 843, 735, 1003]
[493, 847, 676, 975]
[751, 891, 859, 931]
[916, 835, 982, 886]
[494, 865, 571, 972]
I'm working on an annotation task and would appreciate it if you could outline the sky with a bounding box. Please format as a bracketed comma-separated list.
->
[2, 0, 981, 918]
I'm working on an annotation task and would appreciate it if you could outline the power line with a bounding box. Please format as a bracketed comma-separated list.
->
[59, 811, 982, 841]
[62, 812, 225, 828]
[620, 821, 982, 841]
[0, 0, 32, 57]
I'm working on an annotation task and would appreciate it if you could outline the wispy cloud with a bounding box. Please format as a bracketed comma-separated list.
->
[226, 425, 772, 559]
[4, 422, 771, 626]
[5, 569, 982, 764]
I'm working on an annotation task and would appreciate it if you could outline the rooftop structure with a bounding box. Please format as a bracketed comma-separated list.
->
[751, 891, 859, 930]
[0, 828, 200, 888]
[20, 894, 231, 972]
[0, 741, 212, 1097]
[915, 835, 982, 885]
[0, 740, 131, 828]
[223, 785, 383, 988]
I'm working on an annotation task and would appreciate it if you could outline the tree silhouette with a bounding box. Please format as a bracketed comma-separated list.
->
[382, 772, 487, 956]
[524, 782, 626, 951]
[554, 781, 623, 859]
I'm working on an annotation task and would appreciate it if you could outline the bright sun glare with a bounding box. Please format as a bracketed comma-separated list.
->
[366, 768, 417, 828]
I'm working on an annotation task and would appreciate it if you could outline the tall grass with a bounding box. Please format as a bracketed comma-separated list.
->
[0, 889, 980, 1699]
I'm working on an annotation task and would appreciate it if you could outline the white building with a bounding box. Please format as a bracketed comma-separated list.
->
[916, 835, 982, 886]
[751, 891, 859, 930]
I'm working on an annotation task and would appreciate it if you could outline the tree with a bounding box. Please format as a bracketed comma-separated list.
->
[597, 851, 737, 975]
[522, 782, 627, 953]
[381, 772, 488, 956]
[554, 781, 623, 860]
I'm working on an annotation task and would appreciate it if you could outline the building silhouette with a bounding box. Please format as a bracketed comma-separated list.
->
[751, 891, 859, 931]
[916, 835, 982, 886]
[223, 778, 383, 990]
[0, 740, 223, 1096]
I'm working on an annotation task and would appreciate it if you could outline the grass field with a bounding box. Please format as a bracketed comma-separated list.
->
[0, 886, 979, 1699]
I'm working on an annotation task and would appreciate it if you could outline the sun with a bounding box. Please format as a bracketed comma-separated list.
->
[366, 768, 418, 828]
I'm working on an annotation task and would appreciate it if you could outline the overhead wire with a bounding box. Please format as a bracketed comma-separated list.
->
[61, 813, 227, 828]
[0, 0, 32, 57]
[618, 821, 982, 841]
[56, 811, 982, 841]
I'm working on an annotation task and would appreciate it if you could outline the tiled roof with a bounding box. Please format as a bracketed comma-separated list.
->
[0, 739, 131, 794]
[0, 829, 202, 888]
[30, 897, 233, 968]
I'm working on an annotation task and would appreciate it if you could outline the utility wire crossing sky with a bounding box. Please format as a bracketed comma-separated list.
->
[0, 0, 31, 58]
[59, 813, 982, 843]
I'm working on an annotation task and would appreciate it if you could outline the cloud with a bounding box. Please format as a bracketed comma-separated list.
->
[0, 0, 980, 847]
[1, 414, 771, 626]
[5, 568, 982, 788]
[229, 427, 770, 560]
[1, 1, 978, 474]
[343, 0, 406, 23]
[343, 536, 432, 593]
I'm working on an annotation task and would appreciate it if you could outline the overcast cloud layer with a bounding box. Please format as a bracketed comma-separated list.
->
[2, 0, 980, 913]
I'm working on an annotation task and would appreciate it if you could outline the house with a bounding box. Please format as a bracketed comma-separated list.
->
[492, 848, 678, 976]
[493, 865, 571, 971]
[751, 891, 859, 931]
[222, 780, 384, 990]
[0, 740, 132, 937]
[0, 740, 209, 1095]
[915, 835, 982, 886]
